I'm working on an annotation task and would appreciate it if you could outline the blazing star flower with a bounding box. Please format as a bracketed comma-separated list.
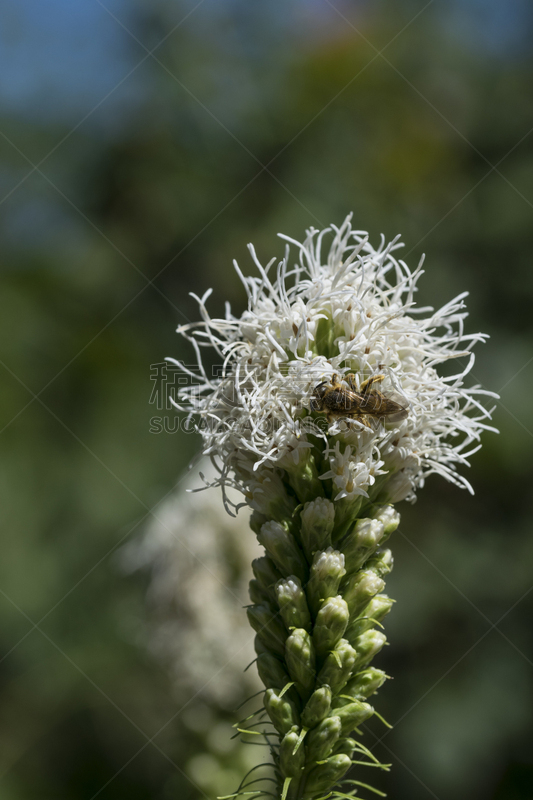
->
[167, 216, 497, 800]
[169, 214, 495, 512]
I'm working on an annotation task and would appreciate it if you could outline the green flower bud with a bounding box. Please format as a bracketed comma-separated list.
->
[247, 471, 297, 522]
[280, 726, 306, 778]
[372, 504, 400, 537]
[306, 548, 346, 615]
[302, 754, 352, 797]
[249, 510, 267, 536]
[300, 498, 335, 561]
[346, 594, 394, 639]
[312, 595, 350, 659]
[341, 569, 385, 617]
[317, 638, 356, 694]
[335, 699, 374, 735]
[258, 521, 307, 583]
[284, 449, 325, 504]
[285, 628, 316, 700]
[264, 687, 300, 735]
[333, 737, 356, 757]
[331, 495, 364, 542]
[306, 715, 342, 762]
[252, 556, 282, 596]
[254, 634, 269, 657]
[248, 578, 273, 607]
[257, 652, 291, 691]
[340, 518, 385, 574]
[352, 630, 387, 669]
[246, 605, 286, 657]
[366, 548, 394, 577]
[343, 667, 388, 700]
[276, 576, 312, 632]
[301, 685, 332, 729]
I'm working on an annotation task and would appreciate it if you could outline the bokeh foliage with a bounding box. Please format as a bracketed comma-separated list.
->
[0, 1, 532, 798]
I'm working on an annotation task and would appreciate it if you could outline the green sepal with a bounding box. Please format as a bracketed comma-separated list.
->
[285, 628, 316, 701]
[280, 726, 306, 778]
[317, 638, 356, 694]
[264, 687, 300, 735]
[276, 576, 312, 632]
[312, 595, 350, 660]
[302, 753, 352, 797]
[246, 604, 286, 657]
[306, 548, 346, 616]
[306, 715, 342, 762]
[258, 521, 307, 583]
[301, 685, 332, 729]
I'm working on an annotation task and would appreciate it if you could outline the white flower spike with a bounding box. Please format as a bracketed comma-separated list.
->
[168, 216, 497, 800]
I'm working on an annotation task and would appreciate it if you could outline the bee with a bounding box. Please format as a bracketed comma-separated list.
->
[310, 372, 408, 428]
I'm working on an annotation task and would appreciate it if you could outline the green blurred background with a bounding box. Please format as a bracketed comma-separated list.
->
[1, 1, 532, 798]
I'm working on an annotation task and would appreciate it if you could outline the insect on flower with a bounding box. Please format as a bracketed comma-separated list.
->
[310, 372, 408, 428]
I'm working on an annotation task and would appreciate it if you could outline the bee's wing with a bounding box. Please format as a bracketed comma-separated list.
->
[364, 391, 408, 419]
[381, 395, 409, 420]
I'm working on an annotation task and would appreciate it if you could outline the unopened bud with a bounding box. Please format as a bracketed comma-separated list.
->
[343, 667, 388, 700]
[333, 737, 356, 757]
[303, 754, 351, 797]
[352, 630, 387, 669]
[335, 699, 373, 735]
[340, 518, 385, 574]
[285, 628, 316, 700]
[285, 449, 325, 505]
[257, 652, 291, 691]
[306, 548, 346, 615]
[258, 521, 307, 583]
[306, 715, 342, 762]
[366, 548, 394, 577]
[301, 686, 332, 729]
[280, 726, 306, 778]
[252, 556, 282, 596]
[372, 504, 400, 537]
[346, 594, 394, 639]
[248, 578, 272, 606]
[300, 498, 335, 561]
[342, 569, 385, 617]
[312, 596, 350, 658]
[246, 605, 286, 657]
[264, 687, 300, 735]
[249, 510, 267, 536]
[317, 638, 356, 694]
[276, 576, 312, 632]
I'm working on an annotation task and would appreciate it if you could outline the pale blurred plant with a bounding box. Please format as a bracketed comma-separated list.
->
[168, 216, 497, 800]
[122, 461, 267, 798]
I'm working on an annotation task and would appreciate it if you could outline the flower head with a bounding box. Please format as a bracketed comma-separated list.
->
[169, 215, 496, 511]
